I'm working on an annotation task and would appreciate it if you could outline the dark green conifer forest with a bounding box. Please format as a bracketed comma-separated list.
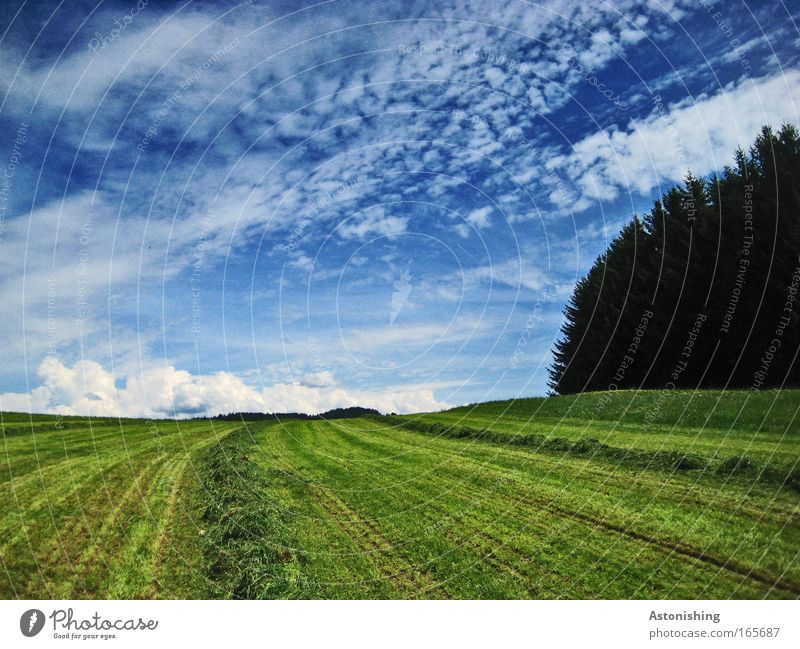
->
[550, 124, 800, 394]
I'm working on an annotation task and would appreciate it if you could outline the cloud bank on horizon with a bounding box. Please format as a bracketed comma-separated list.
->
[0, 0, 797, 417]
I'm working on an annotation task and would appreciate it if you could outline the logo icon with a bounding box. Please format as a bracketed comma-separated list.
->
[20, 609, 45, 637]
[390, 265, 412, 325]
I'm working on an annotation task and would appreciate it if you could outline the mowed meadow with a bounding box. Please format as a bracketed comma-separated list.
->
[1, 389, 799, 599]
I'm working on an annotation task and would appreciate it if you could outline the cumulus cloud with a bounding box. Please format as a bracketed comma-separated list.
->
[0, 357, 449, 418]
[0, 0, 796, 409]
[551, 70, 800, 201]
[337, 207, 409, 240]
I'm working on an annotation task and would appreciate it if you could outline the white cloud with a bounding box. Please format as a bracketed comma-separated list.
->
[552, 71, 800, 201]
[466, 206, 493, 229]
[300, 370, 336, 387]
[0, 357, 449, 417]
[0, 191, 189, 374]
[462, 258, 550, 292]
[2, 0, 795, 412]
[337, 207, 409, 240]
[347, 323, 459, 348]
[261, 381, 447, 415]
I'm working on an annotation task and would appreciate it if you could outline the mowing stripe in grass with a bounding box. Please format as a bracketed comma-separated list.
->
[196, 424, 317, 599]
[377, 416, 800, 490]
[0, 418, 234, 598]
[249, 419, 796, 598]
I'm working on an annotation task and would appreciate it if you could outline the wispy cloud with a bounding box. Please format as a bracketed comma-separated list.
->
[0, 0, 797, 414]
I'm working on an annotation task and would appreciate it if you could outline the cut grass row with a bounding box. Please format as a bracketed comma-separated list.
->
[410, 390, 800, 482]
[0, 415, 234, 598]
[377, 415, 800, 490]
[198, 425, 310, 598]
[199, 417, 800, 598]
[2, 388, 799, 599]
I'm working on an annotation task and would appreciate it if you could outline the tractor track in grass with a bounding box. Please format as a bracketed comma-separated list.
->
[377, 415, 800, 492]
[43, 454, 182, 597]
[307, 483, 443, 596]
[7, 466, 142, 597]
[401, 452, 799, 596]
[302, 451, 581, 594]
[268, 432, 510, 597]
[4, 391, 798, 599]
[266, 419, 798, 597]
[379, 428, 799, 594]
[434, 509, 576, 598]
[267, 423, 443, 595]
[268, 423, 638, 597]
[426, 480, 723, 596]
[375, 467, 724, 598]
[298, 471, 571, 597]
[378, 430, 800, 596]
[59, 462, 166, 595]
[1, 418, 232, 598]
[0, 456, 148, 544]
[150, 458, 194, 597]
[442, 481, 797, 597]
[342, 421, 800, 562]
[512, 493, 800, 597]
[323, 419, 795, 542]
[335, 419, 800, 525]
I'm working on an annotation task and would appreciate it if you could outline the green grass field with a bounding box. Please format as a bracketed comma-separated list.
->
[1, 389, 799, 599]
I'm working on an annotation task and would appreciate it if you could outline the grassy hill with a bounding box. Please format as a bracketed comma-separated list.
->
[0, 414, 229, 598]
[405, 389, 800, 483]
[1, 389, 798, 599]
[443, 389, 799, 432]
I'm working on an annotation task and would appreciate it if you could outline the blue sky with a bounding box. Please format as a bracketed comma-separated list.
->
[0, 0, 798, 417]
